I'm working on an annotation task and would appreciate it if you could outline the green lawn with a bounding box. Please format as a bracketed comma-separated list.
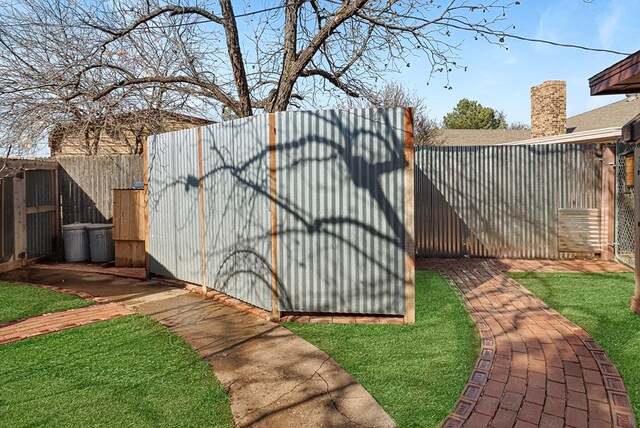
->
[0, 314, 233, 427]
[0, 282, 95, 324]
[510, 272, 640, 418]
[285, 271, 479, 428]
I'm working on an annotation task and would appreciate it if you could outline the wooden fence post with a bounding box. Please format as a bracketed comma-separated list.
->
[632, 147, 640, 315]
[600, 145, 616, 260]
[143, 137, 150, 280]
[197, 128, 208, 294]
[269, 113, 280, 321]
[404, 107, 416, 324]
[13, 173, 26, 264]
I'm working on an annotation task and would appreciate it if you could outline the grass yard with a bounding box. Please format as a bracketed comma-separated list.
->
[285, 271, 479, 428]
[0, 314, 233, 428]
[510, 272, 640, 418]
[0, 282, 95, 324]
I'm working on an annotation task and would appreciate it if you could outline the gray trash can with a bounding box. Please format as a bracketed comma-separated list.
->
[62, 223, 90, 262]
[87, 224, 115, 263]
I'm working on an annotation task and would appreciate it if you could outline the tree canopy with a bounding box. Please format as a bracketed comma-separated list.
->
[443, 98, 506, 129]
[339, 83, 439, 145]
[0, 0, 524, 152]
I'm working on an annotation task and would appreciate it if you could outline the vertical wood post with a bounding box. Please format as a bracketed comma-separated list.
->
[197, 128, 208, 294]
[143, 137, 150, 280]
[632, 148, 640, 314]
[404, 108, 416, 324]
[1, 179, 4, 260]
[601, 146, 615, 260]
[13, 173, 27, 264]
[269, 113, 280, 321]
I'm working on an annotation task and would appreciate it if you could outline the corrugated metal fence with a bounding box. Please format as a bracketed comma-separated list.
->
[57, 155, 143, 224]
[0, 178, 13, 262]
[415, 144, 602, 258]
[148, 109, 411, 316]
[25, 170, 56, 256]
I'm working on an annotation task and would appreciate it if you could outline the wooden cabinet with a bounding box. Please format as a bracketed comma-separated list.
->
[113, 189, 146, 267]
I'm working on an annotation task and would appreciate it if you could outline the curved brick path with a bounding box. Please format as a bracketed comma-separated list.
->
[418, 259, 636, 428]
[0, 282, 133, 346]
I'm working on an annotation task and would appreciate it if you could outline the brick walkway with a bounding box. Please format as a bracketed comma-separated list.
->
[418, 259, 636, 428]
[0, 302, 133, 345]
[495, 259, 633, 274]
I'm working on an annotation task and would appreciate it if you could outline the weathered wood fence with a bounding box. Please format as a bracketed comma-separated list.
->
[57, 155, 143, 224]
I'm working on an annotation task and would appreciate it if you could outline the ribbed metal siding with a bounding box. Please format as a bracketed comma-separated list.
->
[148, 129, 202, 285]
[58, 155, 143, 224]
[415, 144, 601, 259]
[201, 116, 273, 310]
[26, 171, 52, 207]
[276, 109, 406, 314]
[1, 178, 13, 262]
[27, 211, 53, 256]
[25, 171, 54, 257]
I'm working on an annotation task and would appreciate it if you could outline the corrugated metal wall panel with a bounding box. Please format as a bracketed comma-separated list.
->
[1, 178, 13, 262]
[415, 143, 601, 259]
[25, 170, 55, 257]
[276, 109, 406, 315]
[147, 109, 408, 315]
[201, 116, 273, 310]
[57, 155, 143, 224]
[148, 129, 202, 285]
[26, 171, 52, 207]
[27, 211, 53, 256]
[25, 171, 56, 258]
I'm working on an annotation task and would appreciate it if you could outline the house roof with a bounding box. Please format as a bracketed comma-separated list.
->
[566, 96, 640, 133]
[431, 95, 640, 147]
[431, 129, 530, 146]
[589, 50, 640, 95]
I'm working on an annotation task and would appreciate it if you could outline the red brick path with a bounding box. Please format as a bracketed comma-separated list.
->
[418, 259, 636, 428]
[0, 303, 133, 345]
[496, 259, 633, 274]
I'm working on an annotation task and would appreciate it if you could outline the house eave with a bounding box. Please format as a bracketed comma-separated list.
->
[589, 50, 640, 95]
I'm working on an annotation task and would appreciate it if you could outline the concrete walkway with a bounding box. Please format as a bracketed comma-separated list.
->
[0, 267, 395, 428]
[419, 259, 636, 428]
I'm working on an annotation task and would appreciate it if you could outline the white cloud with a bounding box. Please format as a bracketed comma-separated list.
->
[598, 5, 622, 48]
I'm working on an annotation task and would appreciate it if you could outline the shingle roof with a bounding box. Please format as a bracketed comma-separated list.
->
[430, 129, 531, 146]
[430, 96, 640, 146]
[566, 96, 640, 133]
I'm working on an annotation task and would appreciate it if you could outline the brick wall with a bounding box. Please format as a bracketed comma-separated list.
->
[530, 80, 566, 138]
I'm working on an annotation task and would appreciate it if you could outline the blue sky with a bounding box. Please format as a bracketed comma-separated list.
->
[396, 0, 640, 125]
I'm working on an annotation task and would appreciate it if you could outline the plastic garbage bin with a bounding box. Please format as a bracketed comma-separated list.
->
[87, 224, 115, 263]
[62, 223, 90, 262]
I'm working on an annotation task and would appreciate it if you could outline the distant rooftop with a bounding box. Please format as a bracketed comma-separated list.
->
[430, 129, 531, 146]
[566, 95, 640, 133]
[430, 95, 640, 146]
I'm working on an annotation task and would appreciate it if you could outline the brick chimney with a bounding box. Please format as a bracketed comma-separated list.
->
[530, 80, 566, 138]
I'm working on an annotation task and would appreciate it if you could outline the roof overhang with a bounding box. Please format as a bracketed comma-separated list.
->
[589, 50, 640, 95]
[499, 127, 621, 146]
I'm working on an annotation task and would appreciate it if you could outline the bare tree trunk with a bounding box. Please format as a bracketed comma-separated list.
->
[219, 0, 252, 117]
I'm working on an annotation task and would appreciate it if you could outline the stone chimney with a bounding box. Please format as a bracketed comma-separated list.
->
[530, 80, 566, 138]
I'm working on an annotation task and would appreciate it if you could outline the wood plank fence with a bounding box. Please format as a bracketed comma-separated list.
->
[57, 155, 143, 224]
